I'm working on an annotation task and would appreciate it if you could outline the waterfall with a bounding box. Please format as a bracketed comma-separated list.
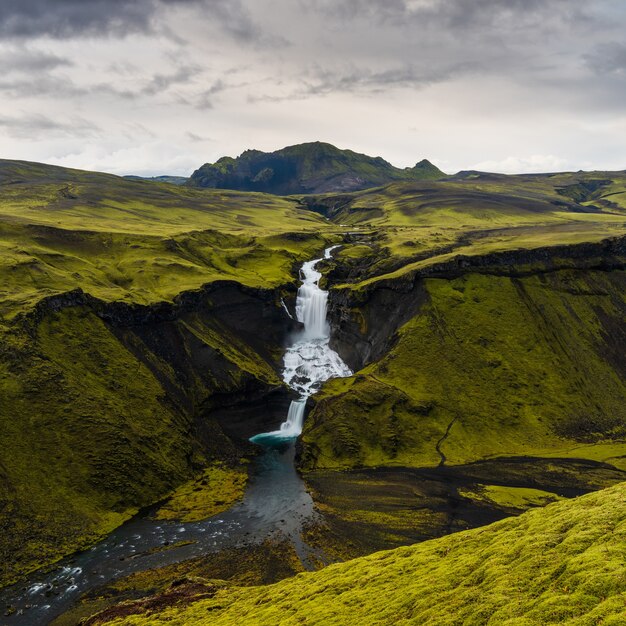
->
[278, 399, 307, 438]
[250, 246, 352, 446]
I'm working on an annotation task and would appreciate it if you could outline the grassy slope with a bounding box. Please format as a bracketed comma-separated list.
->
[317, 171, 626, 287]
[298, 171, 626, 554]
[305, 170, 626, 472]
[0, 160, 335, 585]
[97, 481, 626, 626]
[304, 270, 626, 470]
[0, 160, 333, 319]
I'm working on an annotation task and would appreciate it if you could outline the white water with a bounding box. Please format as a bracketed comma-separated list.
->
[251, 246, 352, 444]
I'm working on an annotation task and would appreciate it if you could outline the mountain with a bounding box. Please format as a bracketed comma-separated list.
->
[187, 141, 446, 195]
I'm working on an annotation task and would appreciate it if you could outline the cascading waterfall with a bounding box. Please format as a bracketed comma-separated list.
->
[250, 246, 352, 445]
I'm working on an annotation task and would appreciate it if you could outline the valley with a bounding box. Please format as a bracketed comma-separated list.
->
[0, 152, 625, 624]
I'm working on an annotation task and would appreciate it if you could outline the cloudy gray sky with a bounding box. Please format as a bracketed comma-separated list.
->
[0, 0, 624, 176]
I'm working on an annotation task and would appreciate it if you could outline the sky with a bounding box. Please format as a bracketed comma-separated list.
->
[0, 0, 624, 176]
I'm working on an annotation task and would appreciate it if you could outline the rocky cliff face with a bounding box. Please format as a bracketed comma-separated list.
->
[309, 244, 626, 470]
[327, 234, 626, 372]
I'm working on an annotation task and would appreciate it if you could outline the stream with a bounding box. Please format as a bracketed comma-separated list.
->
[0, 246, 352, 625]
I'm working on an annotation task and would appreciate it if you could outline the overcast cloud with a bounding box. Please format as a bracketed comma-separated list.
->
[0, 0, 623, 176]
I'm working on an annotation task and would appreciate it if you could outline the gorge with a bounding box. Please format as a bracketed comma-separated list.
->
[0, 157, 625, 624]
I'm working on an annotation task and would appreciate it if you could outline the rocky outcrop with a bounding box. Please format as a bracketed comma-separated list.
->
[25, 280, 303, 441]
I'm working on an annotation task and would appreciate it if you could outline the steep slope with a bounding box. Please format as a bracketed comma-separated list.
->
[0, 160, 337, 585]
[187, 142, 445, 195]
[92, 482, 626, 625]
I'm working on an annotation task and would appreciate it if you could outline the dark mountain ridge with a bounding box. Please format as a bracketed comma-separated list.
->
[187, 141, 446, 195]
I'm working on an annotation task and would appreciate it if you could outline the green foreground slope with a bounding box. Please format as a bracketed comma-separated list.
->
[96, 482, 626, 625]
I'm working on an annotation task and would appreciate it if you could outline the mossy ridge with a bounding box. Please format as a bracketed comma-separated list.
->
[306, 269, 626, 471]
[0, 308, 191, 586]
[309, 169, 626, 288]
[93, 482, 626, 625]
[0, 158, 329, 236]
[0, 222, 333, 319]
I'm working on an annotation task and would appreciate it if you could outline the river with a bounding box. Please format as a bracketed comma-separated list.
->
[0, 245, 351, 625]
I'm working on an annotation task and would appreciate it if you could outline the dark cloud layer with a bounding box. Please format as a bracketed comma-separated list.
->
[305, 0, 589, 31]
[0, 0, 259, 41]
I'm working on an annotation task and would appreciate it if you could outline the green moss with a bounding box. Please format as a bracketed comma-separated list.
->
[458, 485, 563, 510]
[0, 294, 287, 584]
[95, 482, 626, 625]
[304, 270, 626, 471]
[0, 308, 196, 585]
[154, 465, 247, 523]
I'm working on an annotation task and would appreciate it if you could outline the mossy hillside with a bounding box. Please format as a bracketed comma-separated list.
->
[300, 457, 626, 568]
[0, 158, 340, 319]
[0, 308, 190, 585]
[95, 482, 626, 626]
[0, 222, 333, 319]
[310, 171, 626, 286]
[0, 285, 289, 585]
[0, 159, 341, 585]
[0, 159, 328, 236]
[303, 269, 626, 471]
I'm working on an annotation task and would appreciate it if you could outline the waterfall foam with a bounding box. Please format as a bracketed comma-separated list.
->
[250, 246, 352, 446]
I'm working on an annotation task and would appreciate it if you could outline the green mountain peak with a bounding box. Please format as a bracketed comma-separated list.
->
[187, 142, 446, 195]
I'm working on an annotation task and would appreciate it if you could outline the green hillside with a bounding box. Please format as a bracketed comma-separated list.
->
[92, 482, 626, 625]
[187, 142, 446, 195]
[0, 159, 336, 584]
[296, 170, 626, 556]
[0, 159, 332, 318]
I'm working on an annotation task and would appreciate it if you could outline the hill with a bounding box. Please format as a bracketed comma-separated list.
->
[187, 142, 446, 195]
[295, 170, 626, 557]
[90, 481, 626, 625]
[0, 158, 337, 586]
